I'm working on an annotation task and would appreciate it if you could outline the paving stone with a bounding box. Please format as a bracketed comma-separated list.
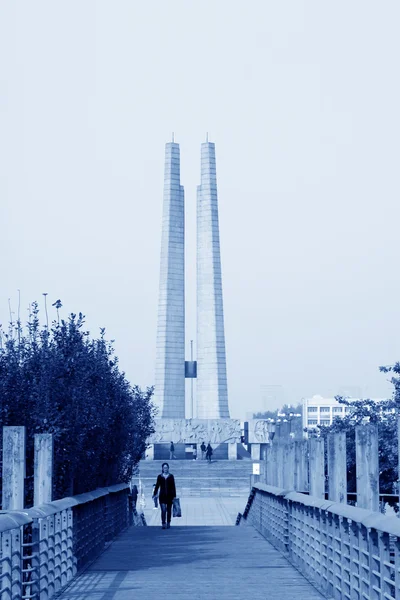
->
[58, 525, 324, 599]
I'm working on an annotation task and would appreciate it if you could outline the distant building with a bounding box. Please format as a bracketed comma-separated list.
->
[336, 385, 363, 399]
[302, 395, 388, 429]
[260, 384, 285, 412]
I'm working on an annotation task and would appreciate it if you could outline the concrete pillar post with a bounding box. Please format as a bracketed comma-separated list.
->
[283, 441, 295, 489]
[276, 443, 285, 488]
[228, 442, 237, 460]
[34, 433, 53, 506]
[294, 440, 308, 493]
[280, 421, 290, 439]
[355, 424, 379, 511]
[265, 444, 272, 484]
[145, 444, 154, 460]
[269, 443, 277, 486]
[251, 443, 260, 460]
[327, 432, 347, 503]
[2, 426, 26, 510]
[309, 437, 325, 499]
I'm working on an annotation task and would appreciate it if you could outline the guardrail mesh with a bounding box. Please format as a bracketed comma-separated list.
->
[238, 483, 400, 599]
[1, 483, 139, 599]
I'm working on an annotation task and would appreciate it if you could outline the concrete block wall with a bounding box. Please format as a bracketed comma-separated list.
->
[196, 142, 230, 419]
[154, 142, 186, 418]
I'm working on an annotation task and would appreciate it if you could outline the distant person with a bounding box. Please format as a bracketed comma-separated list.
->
[192, 445, 197, 460]
[131, 484, 138, 509]
[200, 441, 206, 460]
[170, 441, 176, 460]
[206, 443, 213, 463]
[152, 484, 159, 509]
[153, 462, 177, 529]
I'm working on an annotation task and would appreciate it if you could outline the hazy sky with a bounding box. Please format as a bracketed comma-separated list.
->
[1, 1, 399, 419]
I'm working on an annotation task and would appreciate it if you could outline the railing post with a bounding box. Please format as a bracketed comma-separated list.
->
[48, 514, 56, 596]
[11, 527, 23, 599]
[327, 432, 347, 503]
[30, 519, 40, 600]
[309, 437, 325, 498]
[1, 531, 12, 599]
[355, 424, 379, 511]
[294, 440, 308, 492]
[34, 433, 53, 506]
[2, 426, 26, 510]
[54, 511, 62, 593]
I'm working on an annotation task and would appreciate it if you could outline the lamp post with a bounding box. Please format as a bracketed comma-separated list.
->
[277, 412, 302, 438]
[266, 418, 276, 442]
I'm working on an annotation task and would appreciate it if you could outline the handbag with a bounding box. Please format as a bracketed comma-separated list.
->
[172, 497, 182, 518]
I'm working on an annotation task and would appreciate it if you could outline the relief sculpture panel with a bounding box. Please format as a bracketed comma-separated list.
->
[247, 419, 271, 443]
[148, 419, 241, 444]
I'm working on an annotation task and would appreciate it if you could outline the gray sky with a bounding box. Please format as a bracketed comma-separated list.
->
[1, 1, 399, 419]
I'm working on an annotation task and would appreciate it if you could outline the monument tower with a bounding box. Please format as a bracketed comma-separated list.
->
[153, 140, 185, 418]
[150, 138, 241, 460]
[154, 137, 229, 419]
[196, 140, 229, 418]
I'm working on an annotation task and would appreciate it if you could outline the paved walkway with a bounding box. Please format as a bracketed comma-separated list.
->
[141, 496, 248, 526]
[58, 526, 323, 599]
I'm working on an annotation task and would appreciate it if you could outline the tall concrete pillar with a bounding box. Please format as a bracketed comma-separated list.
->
[309, 437, 325, 499]
[327, 432, 347, 503]
[196, 141, 229, 418]
[34, 433, 53, 506]
[355, 424, 379, 511]
[2, 426, 26, 510]
[154, 141, 185, 418]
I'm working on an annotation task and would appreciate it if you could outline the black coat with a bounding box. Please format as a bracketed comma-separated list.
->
[153, 473, 176, 504]
[131, 485, 138, 500]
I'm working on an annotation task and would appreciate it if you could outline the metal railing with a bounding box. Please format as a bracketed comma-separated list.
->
[0, 512, 34, 599]
[0, 483, 141, 599]
[237, 483, 400, 600]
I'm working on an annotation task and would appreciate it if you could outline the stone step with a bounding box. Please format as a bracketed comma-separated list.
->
[139, 489, 249, 498]
[137, 462, 255, 471]
[134, 475, 252, 482]
[135, 458, 256, 498]
[135, 478, 251, 485]
[136, 481, 250, 489]
[137, 462, 253, 465]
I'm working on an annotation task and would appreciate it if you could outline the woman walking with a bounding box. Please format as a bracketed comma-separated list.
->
[153, 462, 177, 529]
[206, 443, 213, 463]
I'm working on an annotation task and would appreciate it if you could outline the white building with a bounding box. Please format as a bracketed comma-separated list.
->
[302, 395, 388, 429]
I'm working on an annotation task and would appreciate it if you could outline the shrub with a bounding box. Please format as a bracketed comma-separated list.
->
[0, 299, 155, 506]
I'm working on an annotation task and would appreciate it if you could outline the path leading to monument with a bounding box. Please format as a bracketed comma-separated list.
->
[141, 496, 248, 526]
[58, 526, 324, 599]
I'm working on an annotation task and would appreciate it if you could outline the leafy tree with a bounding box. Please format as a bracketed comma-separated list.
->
[253, 409, 279, 420]
[317, 389, 398, 508]
[254, 403, 303, 438]
[0, 299, 155, 506]
[254, 402, 303, 421]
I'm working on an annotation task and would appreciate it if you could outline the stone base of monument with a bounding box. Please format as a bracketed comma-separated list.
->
[145, 418, 272, 460]
[152, 443, 231, 460]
